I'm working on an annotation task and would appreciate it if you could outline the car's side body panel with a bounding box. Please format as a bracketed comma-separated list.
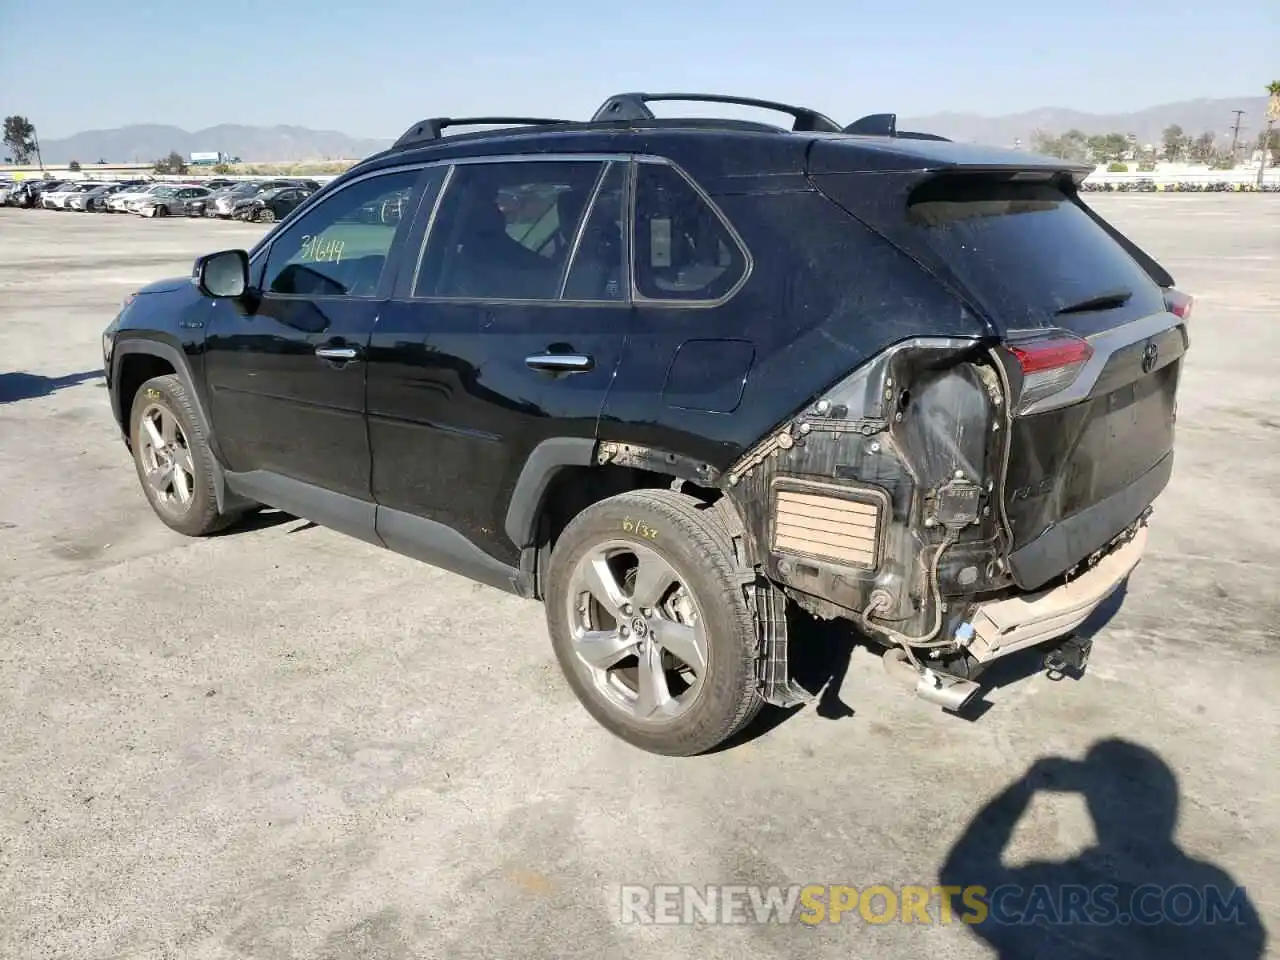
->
[596, 171, 990, 472]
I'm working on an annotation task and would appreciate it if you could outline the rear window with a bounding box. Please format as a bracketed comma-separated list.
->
[905, 179, 1165, 333]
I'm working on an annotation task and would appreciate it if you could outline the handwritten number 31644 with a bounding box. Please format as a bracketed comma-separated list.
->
[299, 235, 345, 265]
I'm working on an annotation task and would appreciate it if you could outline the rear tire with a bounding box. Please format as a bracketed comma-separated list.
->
[544, 489, 762, 756]
[128, 374, 236, 537]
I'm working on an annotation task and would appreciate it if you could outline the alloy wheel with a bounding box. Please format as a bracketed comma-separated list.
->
[138, 402, 195, 514]
[565, 539, 709, 723]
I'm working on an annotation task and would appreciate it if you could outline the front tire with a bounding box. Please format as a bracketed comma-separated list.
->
[256, 207, 276, 223]
[129, 374, 234, 537]
[545, 489, 763, 756]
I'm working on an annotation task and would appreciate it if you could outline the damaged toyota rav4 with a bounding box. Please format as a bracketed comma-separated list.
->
[102, 93, 1191, 755]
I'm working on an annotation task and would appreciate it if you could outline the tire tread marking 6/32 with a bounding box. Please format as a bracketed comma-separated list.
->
[621, 517, 659, 540]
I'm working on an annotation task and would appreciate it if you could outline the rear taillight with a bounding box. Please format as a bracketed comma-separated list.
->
[1005, 333, 1093, 412]
[1164, 287, 1193, 320]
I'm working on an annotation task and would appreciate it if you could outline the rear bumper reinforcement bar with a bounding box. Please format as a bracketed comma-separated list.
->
[968, 525, 1147, 663]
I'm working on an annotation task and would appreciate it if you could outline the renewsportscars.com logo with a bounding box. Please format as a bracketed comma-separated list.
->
[618, 883, 1253, 927]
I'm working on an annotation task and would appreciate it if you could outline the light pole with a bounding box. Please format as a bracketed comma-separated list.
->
[1229, 109, 1245, 162]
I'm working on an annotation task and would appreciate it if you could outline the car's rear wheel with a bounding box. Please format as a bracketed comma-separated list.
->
[545, 489, 763, 756]
[129, 374, 235, 537]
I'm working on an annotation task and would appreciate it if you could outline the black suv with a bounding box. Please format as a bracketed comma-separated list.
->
[103, 93, 1192, 756]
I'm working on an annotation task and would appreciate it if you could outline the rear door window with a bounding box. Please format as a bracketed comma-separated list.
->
[413, 159, 605, 300]
[905, 179, 1166, 333]
[561, 161, 627, 301]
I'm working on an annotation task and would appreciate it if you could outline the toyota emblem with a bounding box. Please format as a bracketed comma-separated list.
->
[1140, 340, 1159, 374]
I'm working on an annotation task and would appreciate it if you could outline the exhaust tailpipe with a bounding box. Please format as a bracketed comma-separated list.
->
[883, 648, 982, 713]
[915, 668, 982, 712]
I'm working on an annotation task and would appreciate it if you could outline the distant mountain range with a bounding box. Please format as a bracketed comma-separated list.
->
[35, 124, 393, 165]
[31, 96, 1273, 163]
[898, 96, 1271, 149]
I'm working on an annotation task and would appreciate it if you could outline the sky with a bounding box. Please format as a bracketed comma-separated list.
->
[1, 0, 1275, 139]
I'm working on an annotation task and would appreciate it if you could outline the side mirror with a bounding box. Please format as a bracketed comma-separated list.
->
[193, 249, 249, 298]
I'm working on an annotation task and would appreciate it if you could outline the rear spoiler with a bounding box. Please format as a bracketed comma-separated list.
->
[844, 112, 952, 142]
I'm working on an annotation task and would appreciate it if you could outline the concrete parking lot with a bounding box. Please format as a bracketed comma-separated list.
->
[1, 198, 1277, 959]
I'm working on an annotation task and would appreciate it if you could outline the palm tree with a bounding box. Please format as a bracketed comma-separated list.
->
[1258, 81, 1280, 185]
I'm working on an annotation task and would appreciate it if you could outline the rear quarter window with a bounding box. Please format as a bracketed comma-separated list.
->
[632, 161, 748, 303]
[906, 179, 1165, 333]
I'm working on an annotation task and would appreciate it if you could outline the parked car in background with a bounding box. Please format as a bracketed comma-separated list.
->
[230, 185, 315, 222]
[208, 182, 265, 218]
[4, 181, 35, 207]
[43, 182, 107, 209]
[207, 179, 304, 218]
[67, 182, 138, 211]
[108, 183, 165, 213]
[133, 185, 214, 218]
[4, 180, 66, 207]
[65, 183, 116, 211]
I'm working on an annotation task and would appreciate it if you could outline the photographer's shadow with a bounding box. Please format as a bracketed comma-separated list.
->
[939, 739, 1266, 959]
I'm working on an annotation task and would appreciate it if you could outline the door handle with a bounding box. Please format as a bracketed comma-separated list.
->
[525, 353, 594, 374]
[316, 345, 359, 363]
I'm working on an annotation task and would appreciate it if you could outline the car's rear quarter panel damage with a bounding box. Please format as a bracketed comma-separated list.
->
[725, 338, 1015, 643]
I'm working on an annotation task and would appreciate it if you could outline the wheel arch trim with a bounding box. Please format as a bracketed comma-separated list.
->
[112, 337, 241, 513]
[504, 437, 599, 549]
[505, 437, 742, 552]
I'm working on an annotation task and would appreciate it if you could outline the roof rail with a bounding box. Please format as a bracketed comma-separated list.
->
[391, 116, 571, 151]
[591, 92, 843, 133]
[843, 112, 952, 142]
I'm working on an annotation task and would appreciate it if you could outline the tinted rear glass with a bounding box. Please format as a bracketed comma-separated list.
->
[906, 179, 1165, 333]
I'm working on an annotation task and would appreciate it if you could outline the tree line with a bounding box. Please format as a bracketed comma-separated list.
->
[1031, 83, 1280, 170]
[1032, 125, 1278, 169]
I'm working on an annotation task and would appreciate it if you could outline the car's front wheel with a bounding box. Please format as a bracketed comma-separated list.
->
[128, 374, 236, 537]
[545, 489, 763, 756]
